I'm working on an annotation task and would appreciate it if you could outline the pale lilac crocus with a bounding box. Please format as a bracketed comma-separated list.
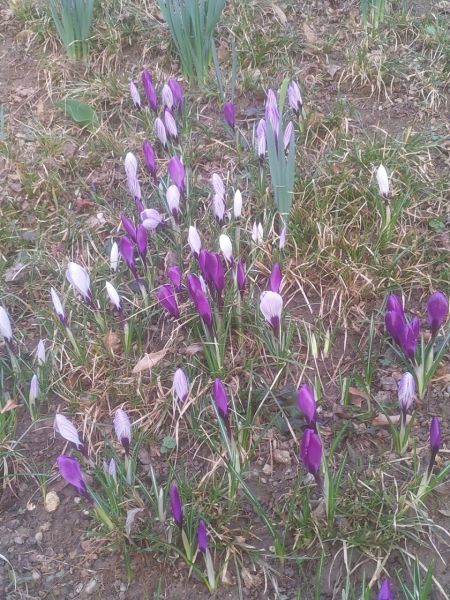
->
[288, 80, 303, 115]
[157, 285, 180, 318]
[252, 222, 264, 243]
[29, 374, 39, 407]
[168, 79, 183, 108]
[110, 242, 119, 272]
[130, 81, 141, 108]
[105, 458, 117, 483]
[256, 119, 266, 160]
[168, 156, 186, 193]
[169, 482, 183, 527]
[219, 234, 233, 264]
[35, 339, 46, 366]
[167, 265, 182, 293]
[154, 117, 167, 147]
[269, 263, 282, 293]
[283, 121, 294, 152]
[127, 172, 142, 211]
[279, 225, 287, 249]
[161, 83, 174, 109]
[398, 372, 415, 418]
[54, 413, 83, 448]
[0, 307, 13, 344]
[143, 140, 157, 182]
[141, 208, 164, 231]
[114, 408, 132, 454]
[166, 185, 180, 219]
[376, 165, 390, 198]
[265, 88, 280, 135]
[223, 101, 235, 129]
[260, 291, 283, 331]
[51, 288, 67, 326]
[66, 262, 92, 304]
[57, 455, 89, 498]
[188, 226, 202, 257]
[142, 69, 157, 111]
[297, 384, 317, 428]
[173, 368, 189, 403]
[164, 108, 178, 139]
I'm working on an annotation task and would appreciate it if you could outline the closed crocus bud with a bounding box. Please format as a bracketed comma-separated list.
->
[154, 117, 167, 147]
[398, 372, 415, 414]
[166, 184, 180, 219]
[296, 384, 317, 427]
[0, 306, 13, 344]
[206, 252, 225, 296]
[130, 81, 141, 108]
[223, 101, 235, 129]
[269, 263, 282, 293]
[110, 242, 119, 272]
[168, 79, 183, 108]
[197, 519, 208, 553]
[427, 291, 448, 335]
[127, 173, 142, 210]
[213, 194, 226, 224]
[219, 234, 233, 264]
[66, 262, 92, 304]
[106, 458, 117, 483]
[385, 309, 405, 346]
[256, 119, 266, 160]
[119, 236, 137, 278]
[173, 368, 189, 403]
[140, 208, 164, 231]
[50, 288, 67, 326]
[164, 108, 178, 139]
[212, 378, 229, 420]
[211, 173, 225, 200]
[54, 413, 83, 448]
[283, 121, 294, 152]
[193, 289, 213, 330]
[157, 285, 180, 318]
[260, 291, 283, 331]
[252, 222, 264, 243]
[233, 189, 242, 218]
[288, 80, 303, 115]
[170, 482, 183, 527]
[279, 225, 287, 249]
[300, 428, 323, 476]
[188, 226, 202, 257]
[167, 265, 182, 293]
[121, 214, 137, 241]
[236, 260, 246, 292]
[35, 339, 46, 366]
[378, 579, 393, 600]
[114, 408, 132, 454]
[143, 140, 157, 181]
[400, 317, 420, 359]
[136, 224, 148, 261]
[161, 83, 174, 110]
[185, 273, 203, 302]
[105, 282, 121, 311]
[29, 374, 39, 406]
[124, 152, 137, 178]
[265, 88, 280, 134]
[168, 156, 186, 193]
[387, 293, 404, 316]
[142, 69, 157, 111]
[57, 456, 89, 498]
[430, 416, 441, 453]
[376, 164, 390, 198]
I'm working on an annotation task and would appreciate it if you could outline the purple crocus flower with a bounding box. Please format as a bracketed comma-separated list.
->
[193, 289, 213, 330]
[157, 285, 180, 318]
[141, 69, 157, 111]
[260, 291, 283, 331]
[119, 236, 138, 280]
[265, 89, 280, 136]
[169, 482, 183, 527]
[167, 265, 182, 293]
[168, 79, 183, 108]
[297, 384, 317, 428]
[236, 260, 246, 293]
[400, 317, 420, 359]
[223, 101, 235, 129]
[300, 428, 322, 477]
[57, 456, 89, 498]
[204, 252, 225, 297]
[288, 80, 303, 115]
[378, 579, 393, 600]
[168, 156, 186, 194]
[430, 416, 441, 454]
[143, 140, 157, 182]
[130, 81, 141, 108]
[121, 215, 137, 241]
[385, 309, 404, 346]
[197, 519, 208, 553]
[136, 224, 148, 262]
[186, 273, 204, 303]
[427, 291, 448, 335]
[269, 263, 282, 293]
[387, 293, 404, 315]
[114, 408, 132, 454]
[212, 378, 229, 419]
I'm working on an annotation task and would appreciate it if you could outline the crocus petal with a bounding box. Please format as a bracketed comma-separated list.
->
[376, 164, 390, 198]
[105, 282, 121, 311]
[136, 224, 148, 260]
[154, 117, 167, 147]
[142, 69, 157, 111]
[260, 291, 283, 330]
[223, 101, 235, 129]
[188, 226, 202, 256]
[164, 108, 178, 139]
[167, 265, 182, 293]
[140, 208, 163, 231]
[166, 184, 180, 218]
[296, 384, 317, 426]
[50, 288, 67, 326]
[119, 236, 135, 270]
[113, 408, 132, 452]
[288, 80, 303, 114]
[157, 284, 180, 318]
[57, 455, 88, 496]
[161, 83, 174, 109]
[398, 372, 415, 413]
[130, 81, 141, 108]
[211, 173, 225, 200]
[212, 378, 229, 419]
[0, 306, 13, 343]
[169, 482, 183, 527]
[66, 262, 91, 303]
[213, 194, 226, 223]
[427, 291, 448, 334]
[268, 263, 282, 293]
[35, 339, 46, 365]
[54, 413, 83, 448]
[197, 519, 208, 552]
[121, 215, 137, 241]
[236, 260, 246, 292]
[300, 428, 322, 476]
[256, 119, 266, 159]
[430, 416, 441, 453]
[168, 156, 186, 193]
[219, 234, 233, 264]
[110, 242, 119, 272]
[124, 152, 138, 178]
[143, 140, 157, 180]
[168, 79, 183, 108]
[173, 368, 189, 403]
[29, 374, 39, 404]
[233, 189, 242, 218]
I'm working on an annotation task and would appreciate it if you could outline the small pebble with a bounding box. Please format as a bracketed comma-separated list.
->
[84, 578, 98, 595]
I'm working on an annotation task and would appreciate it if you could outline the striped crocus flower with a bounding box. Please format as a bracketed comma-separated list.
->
[161, 83, 174, 110]
[288, 80, 303, 115]
[168, 79, 183, 108]
[154, 117, 167, 147]
[51, 288, 68, 327]
[130, 81, 141, 108]
[54, 413, 83, 449]
[260, 291, 283, 331]
[164, 108, 178, 140]
[66, 262, 93, 305]
[173, 368, 189, 403]
[114, 408, 132, 454]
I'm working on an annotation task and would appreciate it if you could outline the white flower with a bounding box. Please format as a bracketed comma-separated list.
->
[105, 282, 121, 311]
[211, 174, 225, 200]
[0, 306, 13, 343]
[154, 117, 167, 147]
[29, 374, 39, 405]
[279, 225, 287, 250]
[164, 109, 178, 139]
[252, 222, 264, 243]
[113, 408, 132, 452]
[127, 173, 142, 200]
[283, 121, 294, 152]
[124, 152, 137, 178]
[233, 189, 242, 218]
[110, 242, 119, 272]
[173, 368, 189, 403]
[54, 413, 83, 448]
[166, 185, 180, 216]
[130, 81, 141, 108]
[140, 209, 163, 230]
[219, 234, 233, 264]
[35, 340, 46, 366]
[161, 83, 174, 109]
[66, 262, 91, 302]
[188, 225, 202, 255]
[213, 194, 225, 223]
[260, 291, 283, 329]
[376, 164, 390, 198]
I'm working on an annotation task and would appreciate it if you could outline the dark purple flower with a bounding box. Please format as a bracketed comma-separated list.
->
[167, 265, 182, 293]
[169, 482, 183, 527]
[143, 140, 157, 182]
[385, 309, 405, 346]
[157, 285, 180, 319]
[136, 224, 148, 261]
[57, 456, 89, 498]
[378, 579, 393, 600]
[168, 79, 183, 108]
[193, 289, 213, 330]
[119, 236, 138, 280]
[186, 273, 204, 302]
[212, 378, 229, 420]
[400, 317, 420, 359]
[430, 416, 441, 453]
[168, 156, 186, 193]
[197, 519, 208, 553]
[269, 263, 282, 293]
[300, 428, 322, 476]
[142, 69, 157, 112]
[121, 215, 136, 242]
[386, 293, 404, 316]
[427, 291, 448, 335]
[223, 101, 235, 129]
[236, 260, 246, 293]
[204, 252, 224, 296]
[296, 384, 317, 428]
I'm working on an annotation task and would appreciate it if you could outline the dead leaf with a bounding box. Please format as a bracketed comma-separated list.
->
[303, 23, 318, 45]
[5, 262, 26, 283]
[349, 386, 370, 407]
[372, 413, 411, 427]
[326, 63, 341, 78]
[74, 197, 94, 213]
[271, 3, 287, 25]
[103, 331, 121, 354]
[125, 508, 143, 537]
[184, 343, 203, 356]
[1, 399, 19, 413]
[132, 349, 167, 374]
[241, 567, 262, 589]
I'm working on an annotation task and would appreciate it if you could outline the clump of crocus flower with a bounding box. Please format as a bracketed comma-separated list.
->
[300, 428, 323, 488]
[378, 579, 393, 600]
[296, 384, 317, 430]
